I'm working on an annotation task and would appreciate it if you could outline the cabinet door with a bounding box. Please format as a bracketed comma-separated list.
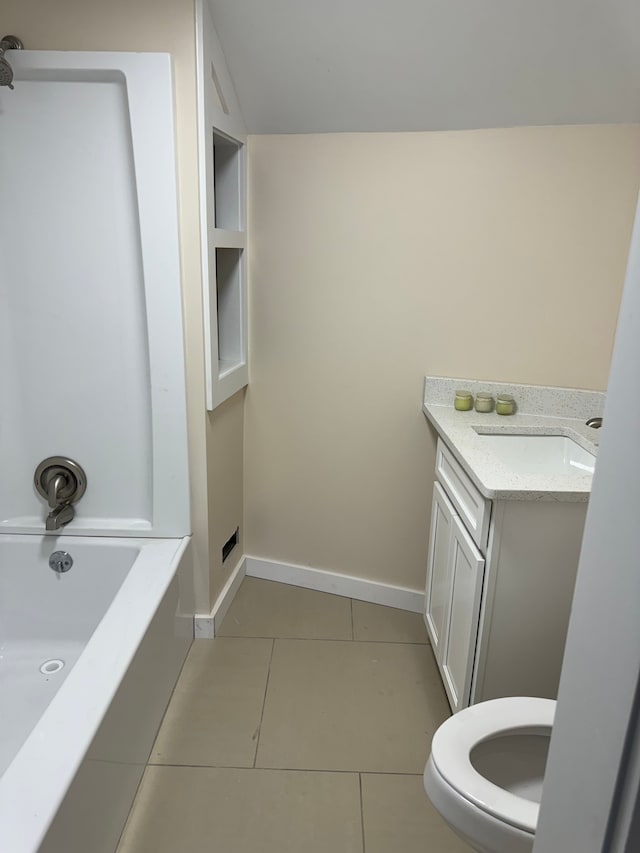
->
[441, 516, 485, 712]
[424, 482, 455, 662]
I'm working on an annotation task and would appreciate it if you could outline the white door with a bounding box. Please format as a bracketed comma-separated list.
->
[424, 482, 455, 661]
[441, 515, 485, 712]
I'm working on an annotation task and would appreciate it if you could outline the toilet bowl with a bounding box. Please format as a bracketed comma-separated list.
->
[424, 697, 555, 853]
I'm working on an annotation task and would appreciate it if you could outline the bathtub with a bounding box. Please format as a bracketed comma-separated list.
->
[0, 534, 194, 853]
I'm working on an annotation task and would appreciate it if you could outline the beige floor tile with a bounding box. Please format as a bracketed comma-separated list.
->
[117, 765, 363, 853]
[217, 577, 352, 639]
[150, 638, 272, 767]
[256, 640, 450, 773]
[352, 600, 429, 644]
[361, 773, 470, 852]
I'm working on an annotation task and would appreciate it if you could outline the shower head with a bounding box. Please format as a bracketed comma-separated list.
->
[0, 35, 24, 91]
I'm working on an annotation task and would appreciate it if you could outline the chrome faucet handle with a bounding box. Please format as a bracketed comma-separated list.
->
[46, 472, 68, 508]
[35, 457, 87, 506]
[34, 457, 87, 532]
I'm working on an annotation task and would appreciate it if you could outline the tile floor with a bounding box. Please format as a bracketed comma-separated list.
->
[117, 578, 469, 852]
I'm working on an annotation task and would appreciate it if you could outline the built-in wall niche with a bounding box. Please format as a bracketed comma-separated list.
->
[213, 130, 242, 231]
[206, 127, 247, 406]
[197, 3, 248, 410]
[200, 119, 247, 408]
[215, 247, 244, 374]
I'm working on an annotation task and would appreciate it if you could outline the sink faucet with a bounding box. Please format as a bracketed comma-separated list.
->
[586, 417, 603, 429]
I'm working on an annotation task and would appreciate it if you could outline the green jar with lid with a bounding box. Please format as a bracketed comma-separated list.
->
[454, 390, 473, 411]
[474, 392, 494, 413]
[496, 394, 516, 415]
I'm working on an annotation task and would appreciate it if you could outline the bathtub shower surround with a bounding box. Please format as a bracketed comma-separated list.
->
[0, 51, 189, 537]
[0, 51, 193, 853]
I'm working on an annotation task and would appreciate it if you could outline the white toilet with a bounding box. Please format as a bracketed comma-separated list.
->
[424, 696, 555, 853]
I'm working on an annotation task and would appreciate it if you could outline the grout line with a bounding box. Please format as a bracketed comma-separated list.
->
[359, 772, 366, 853]
[251, 767, 425, 777]
[119, 643, 196, 849]
[257, 768, 424, 778]
[146, 760, 424, 777]
[253, 638, 275, 768]
[144, 641, 194, 765]
[215, 634, 429, 646]
[357, 771, 425, 778]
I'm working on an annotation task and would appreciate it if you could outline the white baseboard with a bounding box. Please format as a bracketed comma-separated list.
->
[194, 555, 246, 639]
[193, 555, 425, 636]
[245, 556, 424, 613]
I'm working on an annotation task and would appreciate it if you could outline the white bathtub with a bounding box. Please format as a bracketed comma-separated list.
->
[0, 534, 194, 853]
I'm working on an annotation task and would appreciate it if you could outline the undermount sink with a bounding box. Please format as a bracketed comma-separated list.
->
[475, 433, 596, 476]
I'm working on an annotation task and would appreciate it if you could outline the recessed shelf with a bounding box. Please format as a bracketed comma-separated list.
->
[215, 247, 244, 374]
[197, 8, 248, 410]
[213, 130, 242, 231]
[218, 358, 243, 379]
[211, 228, 245, 249]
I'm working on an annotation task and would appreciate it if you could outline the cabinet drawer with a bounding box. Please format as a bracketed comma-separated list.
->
[436, 438, 491, 551]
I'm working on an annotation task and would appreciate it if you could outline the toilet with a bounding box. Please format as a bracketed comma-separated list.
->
[424, 697, 555, 853]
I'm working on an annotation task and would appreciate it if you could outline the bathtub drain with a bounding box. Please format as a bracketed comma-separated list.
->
[40, 659, 65, 675]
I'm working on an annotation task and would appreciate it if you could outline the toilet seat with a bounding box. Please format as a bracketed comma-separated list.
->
[429, 697, 555, 835]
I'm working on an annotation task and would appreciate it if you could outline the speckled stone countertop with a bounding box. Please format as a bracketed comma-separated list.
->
[423, 376, 605, 502]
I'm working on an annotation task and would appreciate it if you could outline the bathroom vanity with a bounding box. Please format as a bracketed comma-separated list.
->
[422, 377, 602, 713]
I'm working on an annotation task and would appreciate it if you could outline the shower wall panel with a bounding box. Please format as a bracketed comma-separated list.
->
[0, 54, 189, 536]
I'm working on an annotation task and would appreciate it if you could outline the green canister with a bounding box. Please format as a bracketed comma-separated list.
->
[454, 390, 474, 411]
[474, 392, 494, 413]
[496, 394, 516, 415]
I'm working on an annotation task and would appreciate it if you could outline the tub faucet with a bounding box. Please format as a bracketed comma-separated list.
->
[34, 456, 87, 532]
[46, 502, 75, 531]
[586, 417, 603, 429]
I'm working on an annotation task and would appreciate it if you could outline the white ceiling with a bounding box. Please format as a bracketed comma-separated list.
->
[208, 0, 640, 134]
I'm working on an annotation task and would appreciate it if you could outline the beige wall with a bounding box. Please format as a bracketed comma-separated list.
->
[4, 0, 244, 611]
[206, 391, 245, 598]
[4, 10, 638, 602]
[246, 126, 640, 590]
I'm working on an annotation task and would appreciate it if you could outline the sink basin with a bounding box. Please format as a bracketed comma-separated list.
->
[476, 434, 595, 476]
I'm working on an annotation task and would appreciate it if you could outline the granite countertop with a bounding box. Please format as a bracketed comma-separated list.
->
[423, 376, 605, 502]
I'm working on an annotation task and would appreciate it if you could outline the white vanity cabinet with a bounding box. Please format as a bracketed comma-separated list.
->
[425, 438, 587, 713]
[426, 482, 485, 712]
